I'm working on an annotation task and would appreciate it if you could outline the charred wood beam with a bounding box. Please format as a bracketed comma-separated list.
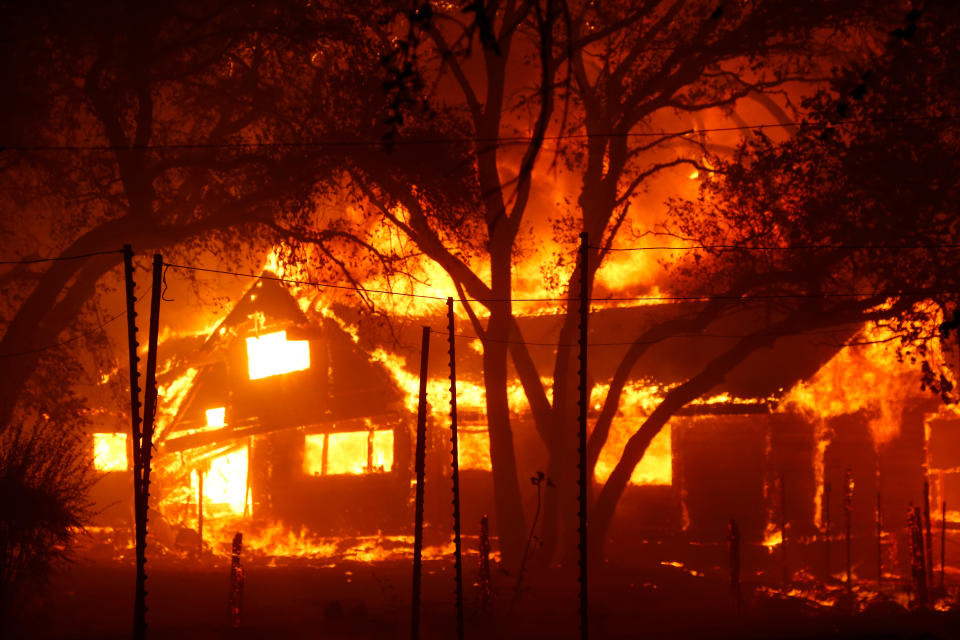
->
[674, 402, 774, 416]
[162, 413, 405, 453]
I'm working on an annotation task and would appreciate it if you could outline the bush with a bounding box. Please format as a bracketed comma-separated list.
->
[0, 416, 93, 628]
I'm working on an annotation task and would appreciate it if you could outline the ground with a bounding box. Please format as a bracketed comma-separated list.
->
[11, 540, 960, 640]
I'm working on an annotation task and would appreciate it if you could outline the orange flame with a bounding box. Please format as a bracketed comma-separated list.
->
[93, 433, 128, 472]
[246, 330, 310, 380]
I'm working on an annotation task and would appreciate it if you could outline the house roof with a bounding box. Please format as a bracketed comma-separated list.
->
[155, 273, 403, 453]
[339, 301, 860, 400]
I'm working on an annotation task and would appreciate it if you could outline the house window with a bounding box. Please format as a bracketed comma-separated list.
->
[370, 430, 394, 472]
[594, 423, 672, 486]
[246, 330, 310, 380]
[457, 429, 492, 471]
[326, 432, 368, 475]
[303, 430, 394, 476]
[191, 447, 248, 516]
[206, 407, 226, 427]
[93, 432, 128, 472]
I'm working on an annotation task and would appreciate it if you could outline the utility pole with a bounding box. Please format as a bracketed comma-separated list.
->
[122, 246, 145, 640]
[447, 299, 464, 640]
[133, 254, 163, 640]
[577, 232, 590, 640]
[411, 326, 430, 640]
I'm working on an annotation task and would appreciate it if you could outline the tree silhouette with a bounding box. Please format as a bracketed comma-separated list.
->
[320, 0, 917, 565]
[0, 1, 388, 429]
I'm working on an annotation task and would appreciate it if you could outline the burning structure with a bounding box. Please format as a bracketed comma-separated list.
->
[91, 274, 411, 550]
[85, 267, 958, 591]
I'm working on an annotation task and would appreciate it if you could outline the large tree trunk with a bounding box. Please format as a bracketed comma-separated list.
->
[589, 327, 787, 557]
[533, 281, 602, 567]
[0, 216, 143, 428]
[537, 367, 580, 567]
[483, 310, 527, 569]
[0, 209, 267, 430]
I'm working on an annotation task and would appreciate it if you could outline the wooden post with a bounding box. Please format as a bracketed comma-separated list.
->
[122, 246, 145, 640]
[780, 474, 788, 585]
[133, 253, 162, 640]
[910, 505, 929, 607]
[446, 299, 465, 640]
[923, 479, 934, 590]
[198, 469, 204, 556]
[577, 231, 589, 640]
[844, 469, 853, 589]
[728, 519, 741, 611]
[876, 491, 883, 585]
[411, 326, 430, 640]
[478, 514, 491, 614]
[941, 501, 947, 591]
[243, 437, 253, 518]
[824, 482, 831, 581]
[229, 533, 244, 628]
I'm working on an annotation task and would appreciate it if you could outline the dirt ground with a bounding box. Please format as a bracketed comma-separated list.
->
[10, 546, 960, 640]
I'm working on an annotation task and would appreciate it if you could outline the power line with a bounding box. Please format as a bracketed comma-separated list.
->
[4, 114, 958, 153]
[430, 326, 860, 348]
[163, 262, 449, 300]
[0, 248, 124, 265]
[594, 243, 960, 252]
[163, 260, 954, 304]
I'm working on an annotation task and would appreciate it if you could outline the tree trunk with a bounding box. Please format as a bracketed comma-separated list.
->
[483, 311, 527, 569]
[0, 220, 134, 428]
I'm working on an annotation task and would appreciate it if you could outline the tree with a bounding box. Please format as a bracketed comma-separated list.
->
[297, 0, 906, 566]
[0, 0, 402, 594]
[0, 0, 386, 430]
[4, 0, 954, 575]
[594, 0, 960, 549]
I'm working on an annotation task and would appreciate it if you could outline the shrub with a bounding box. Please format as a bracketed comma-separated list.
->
[0, 416, 93, 628]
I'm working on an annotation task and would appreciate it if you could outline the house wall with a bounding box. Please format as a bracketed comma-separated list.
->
[676, 414, 769, 542]
[250, 423, 412, 535]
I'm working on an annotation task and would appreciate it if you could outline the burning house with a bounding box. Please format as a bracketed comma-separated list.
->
[84, 270, 957, 586]
[338, 299, 956, 581]
[91, 273, 412, 548]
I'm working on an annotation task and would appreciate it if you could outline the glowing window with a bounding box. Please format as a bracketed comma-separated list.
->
[191, 447, 248, 515]
[594, 424, 672, 486]
[458, 431, 491, 470]
[326, 432, 369, 475]
[206, 407, 226, 427]
[371, 430, 394, 472]
[93, 432, 128, 471]
[246, 330, 310, 380]
[303, 430, 394, 476]
[303, 434, 325, 476]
